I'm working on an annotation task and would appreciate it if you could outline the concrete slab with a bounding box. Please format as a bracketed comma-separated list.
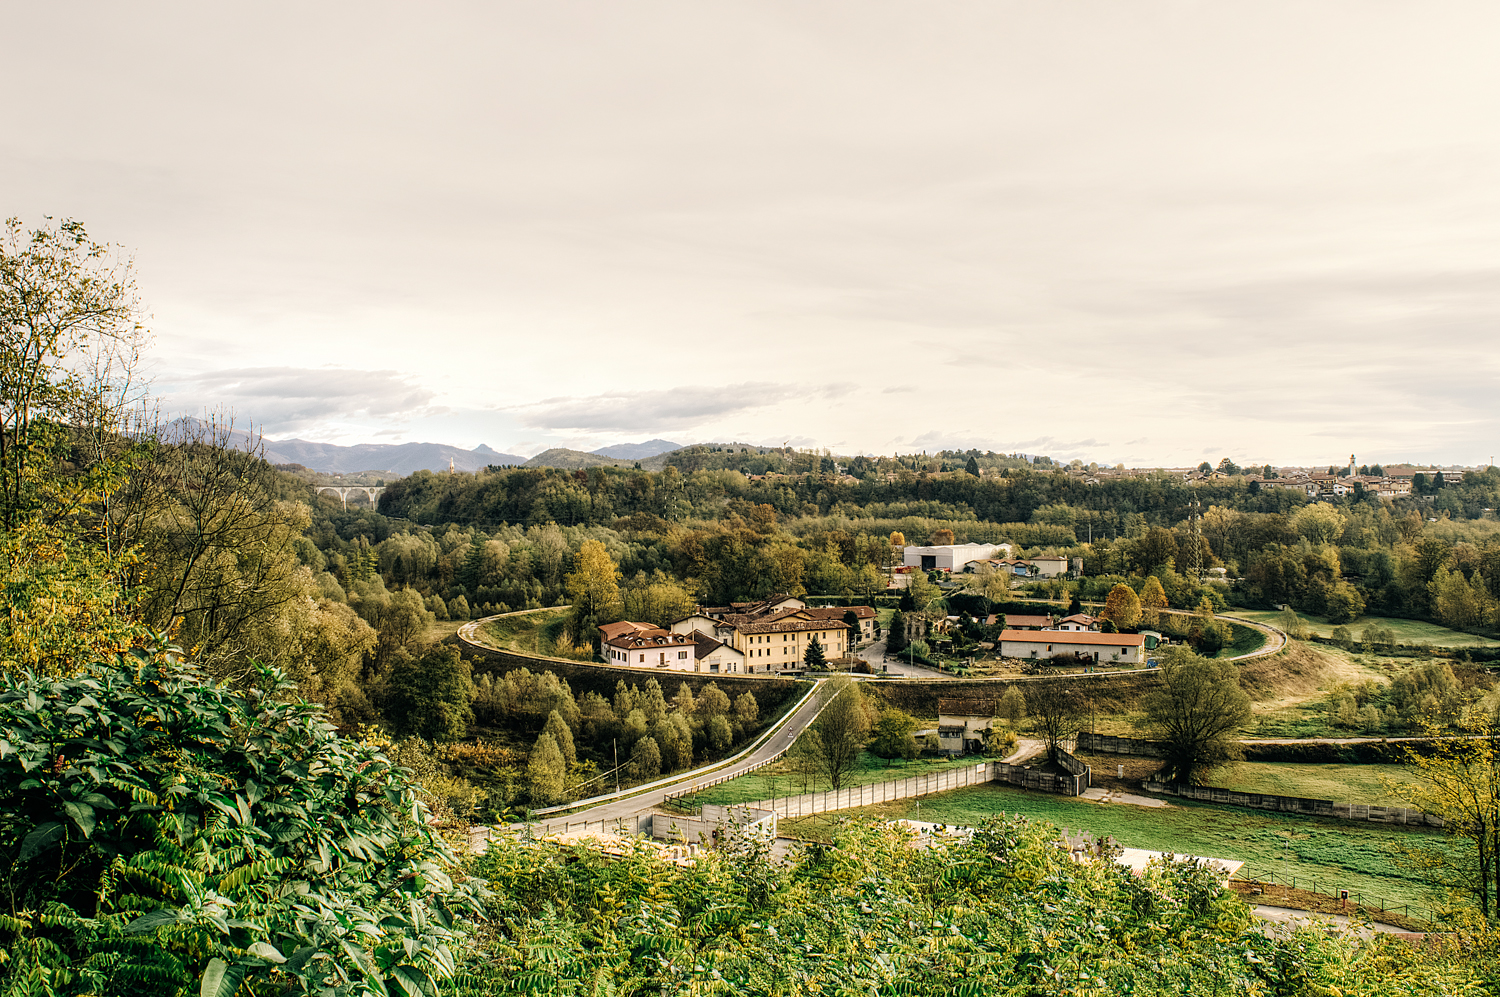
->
[1080, 787, 1172, 808]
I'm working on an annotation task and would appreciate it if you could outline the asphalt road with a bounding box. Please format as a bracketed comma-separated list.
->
[530, 678, 834, 831]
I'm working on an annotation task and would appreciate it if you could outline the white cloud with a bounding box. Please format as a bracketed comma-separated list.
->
[161, 367, 441, 436]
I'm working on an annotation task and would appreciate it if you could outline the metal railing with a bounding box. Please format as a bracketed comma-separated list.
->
[1235, 868, 1431, 926]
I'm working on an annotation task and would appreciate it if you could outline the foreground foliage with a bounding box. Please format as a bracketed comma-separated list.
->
[0, 647, 485, 996]
[461, 815, 1497, 997]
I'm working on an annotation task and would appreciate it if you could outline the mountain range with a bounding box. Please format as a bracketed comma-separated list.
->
[259, 437, 687, 475]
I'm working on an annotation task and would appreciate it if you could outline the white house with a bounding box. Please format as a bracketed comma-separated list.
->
[998, 630, 1145, 665]
[602, 631, 702, 672]
[903, 543, 1010, 572]
[936, 699, 997, 755]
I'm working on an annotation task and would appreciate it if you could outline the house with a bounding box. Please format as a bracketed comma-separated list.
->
[601, 630, 703, 672]
[730, 615, 850, 674]
[1025, 555, 1069, 579]
[1055, 613, 1096, 632]
[598, 620, 659, 642]
[935, 698, 997, 755]
[688, 631, 746, 675]
[998, 630, 1146, 665]
[903, 543, 1010, 572]
[1003, 613, 1054, 630]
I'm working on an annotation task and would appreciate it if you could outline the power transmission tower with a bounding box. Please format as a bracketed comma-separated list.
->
[1189, 499, 1203, 582]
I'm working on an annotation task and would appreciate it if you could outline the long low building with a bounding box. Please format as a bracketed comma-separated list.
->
[998, 630, 1146, 665]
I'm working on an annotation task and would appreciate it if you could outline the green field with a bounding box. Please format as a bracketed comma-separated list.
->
[676, 750, 986, 808]
[475, 608, 593, 660]
[1233, 609, 1500, 649]
[1217, 620, 1267, 658]
[1215, 762, 1416, 806]
[782, 783, 1454, 915]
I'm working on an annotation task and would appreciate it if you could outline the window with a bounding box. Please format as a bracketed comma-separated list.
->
[678, 650, 689, 659]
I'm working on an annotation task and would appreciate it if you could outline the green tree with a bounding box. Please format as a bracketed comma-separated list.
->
[1101, 583, 1142, 631]
[528, 731, 566, 805]
[814, 679, 871, 790]
[964, 456, 980, 477]
[788, 728, 823, 792]
[1324, 579, 1366, 624]
[542, 708, 577, 769]
[804, 633, 828, 670]
[868, 708, 919, 762]
[565, 538, 621, 651]
[734, 691, 759, 726]
[385, 644, 475, 742]
[886, 610, 910, 654]
[999, 685, 1027, 728]
[706, 713, 733, 752]
[629, 735, 661, 779]
[1141, 646, 1252, 784]
[842, 608, 863, 649]
[1388, 714, 1500, 923]
[696, 682, 731, 718]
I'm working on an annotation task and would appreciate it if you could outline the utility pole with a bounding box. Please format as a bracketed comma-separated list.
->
[613, 739, 620, 794]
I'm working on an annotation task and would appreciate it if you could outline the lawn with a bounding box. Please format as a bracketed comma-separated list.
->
[1233, 609, 1500, 649]
[780, 782, 1455, 915]
[676, 750, 987, 808]
[1217, 621, 1266, 658]
[475, 608, 593, 660]
[1214, 762, 1417, 806]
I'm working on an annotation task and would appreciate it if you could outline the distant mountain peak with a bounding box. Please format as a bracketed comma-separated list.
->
[589, 439, 684, 460]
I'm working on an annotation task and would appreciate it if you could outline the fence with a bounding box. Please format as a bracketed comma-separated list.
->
[473, 812, 655, 851]
[1075, 732, 1164, 757]
[652, 804, 777, 845]
[1234, 868, 1431, 927]
[735, 762, 1000, 819]
[1143, 780, 1443, 827]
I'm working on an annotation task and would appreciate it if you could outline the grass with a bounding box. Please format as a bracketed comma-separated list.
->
[1216, 621, 1266, 658]
[780, 782, 1456, 914]
[1233, 608, 1500, 649]
[675, 750, 988, 808]
[1214, 762, 1417, 806]
[475, 608, 594, 660]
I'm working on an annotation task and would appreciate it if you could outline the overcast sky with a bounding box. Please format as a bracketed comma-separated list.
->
[6, 2, 1498, 467]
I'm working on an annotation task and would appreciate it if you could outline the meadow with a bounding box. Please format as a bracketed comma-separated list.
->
[779, 782, 1456, 916]
[1214, 761, 1416, 805]
[673, 749, 986, 807]
[1233, 608, 1500, 649]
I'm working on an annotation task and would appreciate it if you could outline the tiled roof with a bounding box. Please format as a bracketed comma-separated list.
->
[604, 631, 695, 650]
[999, 630, 1145, 647]
[598, 620, 659, 641]
[1005, 614, 1054, 628]
[736, 619, 845, 635]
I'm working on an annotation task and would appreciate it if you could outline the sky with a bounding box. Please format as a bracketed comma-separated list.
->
[5, 2, 1499, 468]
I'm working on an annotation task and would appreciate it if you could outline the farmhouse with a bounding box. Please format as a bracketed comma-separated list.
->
[936, 699, 997, 755]
[998, 630, 1146, 665]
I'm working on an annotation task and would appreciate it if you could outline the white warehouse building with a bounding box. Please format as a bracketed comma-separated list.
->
[903, 542, 1011, 572]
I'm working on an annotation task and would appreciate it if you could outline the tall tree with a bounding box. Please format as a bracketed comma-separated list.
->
[542, 708, 577, 769]
[385, 644, 475, 742]
[565, 538, 621, 651]
[1101, 583, 1142, 631]
[868, 708, 919, 763]
[814, 679, 871, 790]
[842, 608, 863, 649]
[1027, 683, 1086, 764]
[1388, 714, 1500, 923]
[964, 456, 981, 477]
[1138, 575, 1169, 628]
[527, 732, 566, 806]
[886, 610, 909, 655]
[1140, 647, 1252, 784]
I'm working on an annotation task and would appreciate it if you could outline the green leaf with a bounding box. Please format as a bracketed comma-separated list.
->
[283, 945, 317, 971]
[61, 800, 95, 837]
[389, 964, 430, 997]
[125, 908, 182, 933]
[200, 957, 232, 997]
[18, 822, 65, 862]
[246, 941, 286, 963]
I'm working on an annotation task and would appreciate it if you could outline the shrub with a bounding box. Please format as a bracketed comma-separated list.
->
[0, 645, 486, 996]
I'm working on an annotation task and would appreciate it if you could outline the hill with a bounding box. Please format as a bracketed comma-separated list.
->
[262, 439, 526, 475]
[589, 438, 684, 459]
[523, 447, 681, 470]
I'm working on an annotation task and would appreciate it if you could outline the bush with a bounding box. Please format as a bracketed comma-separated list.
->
[0, 645, 486, 996]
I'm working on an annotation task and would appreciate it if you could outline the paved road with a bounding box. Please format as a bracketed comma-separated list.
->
[525, 679, 834, 833]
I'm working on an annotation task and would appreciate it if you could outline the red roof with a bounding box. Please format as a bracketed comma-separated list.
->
[1005, 614, 1054, 628]
[998, 630, 1145, 647]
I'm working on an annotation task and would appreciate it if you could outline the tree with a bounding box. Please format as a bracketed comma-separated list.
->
[1138, 575, 1169, 628]
[1387, 713, 1500, 923]
[696, 681, 732, 718]
[931, 529, 955, 546]
[734, 691, 759, 725]
[1101, 583, 1142, 631]
[886, 610, 910, 654]
[804, 633, 828, 670]
[1324, 579, 1366, 624]
[1141, 647, 1252, 784]
[565, 538, 621, 650]
[385, 644, 475, 742]
[629, 735, 661, 779]
[964, 456, 980, 477]
[999, 685, 1027, 728]
[906, 571, 945, 619]
[528, 732, 566, 805]
[1, 217, 147, 529]
[963, 561, 1010, 611]
[868, 708, 920, 762]
[1027, 682, 1087, 764]
[788, 728, 823, 792]
[814, 679, 871, 790]
[542, 708, 577, 768]
[843, 608, 863, 649]
[706, 713, 733, 752]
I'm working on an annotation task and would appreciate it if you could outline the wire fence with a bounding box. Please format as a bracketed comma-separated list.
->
[1234, 868, 1433, 926]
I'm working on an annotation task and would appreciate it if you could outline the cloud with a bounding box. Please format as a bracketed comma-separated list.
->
[516, 382, 855, 433]
[162, 367, 440, 435]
